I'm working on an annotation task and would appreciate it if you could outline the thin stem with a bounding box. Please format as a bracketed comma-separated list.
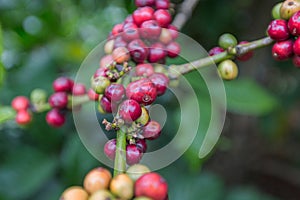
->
[113, 128, 127, 177]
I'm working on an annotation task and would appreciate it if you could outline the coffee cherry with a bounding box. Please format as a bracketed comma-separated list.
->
[126, 78, 157, 105]
[127, 164, 151, 181]
[133, 7, 154, 27]
[60, 186, 88, 200]
[134, 197, 152, 200]
[104, 139, 116, 160]
[122, 28, 140, 42]
[110, 174, 134, 199]
[125, 15, 134, 23]
[126, 144, 143, 165]
[46, 109, 66, 127]
[156, 0, 170, 9]
[167, 25, 179, 39]
[88, 89, 99, 101]
[148, 43, 166, 63]
[159, 28, 173, 44]
[140, 20, 162, 40]
[91, 76, 110, 94]
[166, 42, 181, 58]
[53, 77, 72, 93]
[135, 172, 168, 200]
[149, 73, 169, 96]
[48, 92, 68, 109]
[209, 46, 225, 56]
[293, 37, 300, 55]
[272, 2, 282, 19]
[94, 68, 108, 78]
[135, 0, 155, 7]
[89, 190, 116, 200]
[128, 39, 149, 63]
[288, 10, 300, 35]
[154, 9, 172, 28]
[218, 33, 238, 49]
[112, 47, 130, 63]
[272, 39, 294, 60]
[112, 23, 123, 36]
[11, 96, 30, 111]
[100, 96, 114, 113]
[267, 19, 290, 41]
[16, 110, 31, 125]
[292, 55, 300, 67]
[113, 36, 128, 49]
[104, 40, 115, 54]
[136, 139, 148, 153]
[72, 83, 86, 96]
[30, 89, 47, 104]
[236, 41, 254, 61]
[280, 0, 300, 20]
[136, 63, 155, 77]
[123, 22, 138, 31]
[83, 167, 112, 194]
[105, 83, 125, 102]
[100, 55, 114, 68]
[218, 60, 239, 80]
[119, 99, 142, 123]
[136, 107, 150, 126]
[142, 120, 161, 140]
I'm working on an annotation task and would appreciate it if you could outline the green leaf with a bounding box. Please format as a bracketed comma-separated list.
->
[0, 24, 4, 87]
[225, 79, 278, 116]
[0, 23, 3, 56]
[0, 106, 16, 124]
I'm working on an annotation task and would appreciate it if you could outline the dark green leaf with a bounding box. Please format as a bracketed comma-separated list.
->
[0, 106, 16, 124]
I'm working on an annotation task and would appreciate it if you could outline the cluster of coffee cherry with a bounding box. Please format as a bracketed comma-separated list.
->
[268, 0, 300, 67]
[60, 164, 168, 200]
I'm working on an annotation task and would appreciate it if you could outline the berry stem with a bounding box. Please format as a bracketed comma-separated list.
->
[113, 128, 127, 177]
[168, 36, 274, 79]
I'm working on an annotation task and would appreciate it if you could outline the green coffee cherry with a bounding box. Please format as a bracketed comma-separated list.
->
[133, 197, 152, 200]
[127, 164, 151, 181]
[218, 60, 238, 80]
[30, 88, 47, 104]
[89, 190, 116, 200]
[218, 33, 238, 49]
[97, 95, 106, 114]
[91, 76, 110, 94]
[272, 2, 283, 19]
[280, 0, 300, 20]
[136, 107, 150, 126]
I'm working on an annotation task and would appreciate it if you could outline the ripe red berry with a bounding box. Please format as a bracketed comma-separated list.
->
[288, 11, 300, 35]
[135, 0, 155, 7]
[99, 55, 114, 69]
[16, 110, 31, 125]
[293, 55, 300, 67]
[126, 78, 157, 105]
[94, 68, 108, 78]
[128, 39, 149, 63]
[88, 89, 99, 101]
[149, 73, 169, 95]
[142, 120, 161, 140]
[124, 15, 134, 24]
[136, 139, 147, 153]
[105, 83, 125, 102]
[122, 28, 140, 42]
[126, 144, 143, 165]
[53, 77, 72, 92]
[48, 92, 68, 109]
[72, 83, 86, 96]
[112, 23, 123, 36]
[135, 172, 168, 200]
[293, 37, 300, 55]
[166, 42, 180, 58]
[156, 0, 170, 9]
[154, 9, 172, 28]
[133, 7, 154, 27]
[168, 25, 179, 39]
[140, 20, 162, 40]
[136, 63, 155, 77]
[104, 139, 116, 160]
[123, 22, 138, 31]
[119, 99, 142, 123]
[100, 96, 115, 113]
[208, 47, 225, 56]
[11, 96, 30, 111]
[272, 39, 294, 61]
[267, 19, 290, 41]
[236, 41, 254, 61]
[113, 36, 128, 49]
[148, 43, 166, 63]
[46, 109, 66, 127]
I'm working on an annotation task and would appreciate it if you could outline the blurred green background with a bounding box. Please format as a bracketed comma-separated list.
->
[1, 0, 300, 199]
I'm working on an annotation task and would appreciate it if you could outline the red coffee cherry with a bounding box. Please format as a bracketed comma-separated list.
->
[48, 92, 68, 109]
[148, 43, 166, 63]
[142, 120, 161, 140]
[105, 83, 125, 102]
[104, 139, 116, 160]
[113, 36, 128, 49]
[112, 47, 130, 64]
[99, 55, 114, 69]
[126, 78, 157, 105]
[208, 46, 225, 56]
[128, 39, 149, 63]
[293, 55, 300, 67]
[72, 83, 86, 96]
[122, 28, 140, 42]
[140, 20, 162, 40]
[112, 23, 123, 36]
[88, 89, 99, 101]
[119, 99, 142, 123]
[124, 15, 134, 24]
[136, 139, 147, 153]
[149, 72, 169, 96]
[288, 10, 300, 35]
[167, 25, 179, 39]
[166, 42, 181, 58]
[11, 96, 30, 111]
[126, 144, 143, 165]
[136, 63, 155, 77]
[16, 110, 31, 125]
[94, 68, 108, 78]
[293, 37, 300, 55]
[46, 109, 66, 127]
[53, 77, 73, 92]
[156, 0, 170, 9]
[154, 9, 172, 28]
[267, 19, 290, 41]
[133, 7, 154, 27]
[135, 0, 155, 7]
[100, 96, 115, 113]
[123, 22, 138, 31]
[272, 39, 294, 61]
[236, 41, 254, 61]
[135, 172, 168, 200]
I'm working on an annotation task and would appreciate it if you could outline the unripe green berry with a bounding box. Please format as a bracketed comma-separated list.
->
[133, 197, 152, 200]
[30, 88, 47, 104]
[136, 107, 150, 126]
[97, 95, 106, 114]
[127, 164, 151, 182]
[91, 76, 110, 94]
[272, 2, 283, 19]
[89, 190, 116, 200]
[218, 60, 238, 80]
[280, 0, 300, 20]
[218, 33, 238, 49]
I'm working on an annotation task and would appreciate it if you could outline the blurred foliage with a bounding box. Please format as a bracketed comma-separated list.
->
[0, 0, 299, 200]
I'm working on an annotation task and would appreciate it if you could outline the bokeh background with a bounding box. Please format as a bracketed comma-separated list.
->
[1, 0, 300, 199]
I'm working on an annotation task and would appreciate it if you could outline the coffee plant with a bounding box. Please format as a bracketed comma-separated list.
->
[1, 0, 300, 199]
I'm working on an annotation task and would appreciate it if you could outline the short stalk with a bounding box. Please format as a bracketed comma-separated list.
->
[113, 128, 127, 177]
